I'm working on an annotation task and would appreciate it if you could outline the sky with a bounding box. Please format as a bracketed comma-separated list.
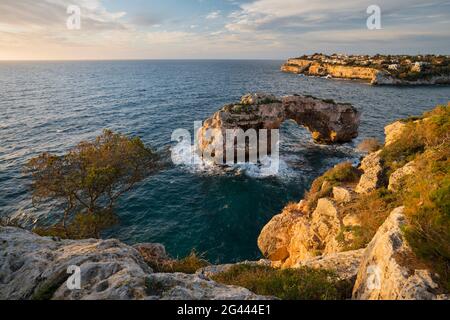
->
[0, 0, 450, 60]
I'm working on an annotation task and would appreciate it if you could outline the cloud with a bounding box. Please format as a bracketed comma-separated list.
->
[206, 10, 221, 20]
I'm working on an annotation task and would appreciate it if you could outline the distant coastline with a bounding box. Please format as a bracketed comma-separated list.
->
[281, 53, 450, 85]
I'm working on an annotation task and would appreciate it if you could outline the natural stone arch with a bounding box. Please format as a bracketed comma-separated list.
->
[197, 93, 360, 163]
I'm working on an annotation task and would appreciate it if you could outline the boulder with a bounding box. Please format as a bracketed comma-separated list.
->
[388, 161, 416, 192]
[384, 121, 406, 146]
[295, 249, 364, 282]
[0, 226, 151, 300]
[145, 273, 272, 300]
[0, 227, 267, 300]
[333, 186, 352, 203]
[352, 207, 443, 300]
[355, 150, 386, 194]
[259, 198, 344, 268]
[196, 260, 271, 279]
[257, 208, 303, 262]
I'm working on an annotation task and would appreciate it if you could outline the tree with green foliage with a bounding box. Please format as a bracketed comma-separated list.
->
[25, 130, 161, 239]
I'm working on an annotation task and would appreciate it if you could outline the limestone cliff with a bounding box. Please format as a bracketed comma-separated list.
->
[0, 227, 269, 300]
[257, 104, 450, 299]
[282, 54, 450, 85]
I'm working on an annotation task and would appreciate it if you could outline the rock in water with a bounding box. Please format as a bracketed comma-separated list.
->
[198, 93, 360, 163]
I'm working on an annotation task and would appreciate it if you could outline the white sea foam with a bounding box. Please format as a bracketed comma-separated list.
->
[170, 143, 294, 179]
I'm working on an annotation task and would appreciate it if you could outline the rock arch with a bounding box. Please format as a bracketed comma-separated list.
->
[197, 93, 360, 162]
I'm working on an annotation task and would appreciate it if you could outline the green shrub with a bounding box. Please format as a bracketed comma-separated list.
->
[211, 264, 352, 300]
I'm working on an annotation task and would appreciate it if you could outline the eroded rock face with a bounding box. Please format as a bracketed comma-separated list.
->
[0, 227, 268, 300]
[352, 207, 443, 300]
[384, 121, 406, 146]
[295, 249, 364, 282]
[145, 273, 271, 300]
[258, 198, 345, 268]
[333, 186, 353, 204]
[355, 150, 386, 194]
[0, 226, 151, 300]
[198, 93, 360, 162]
[388, 161, 416, 192]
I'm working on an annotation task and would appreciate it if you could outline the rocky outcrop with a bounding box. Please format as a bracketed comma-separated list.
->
[295, 249, 364, 282]
[145, 273, 271, 300]
[388, 161, 416, 192]
[198, 93, 360, 162]
[384, 121, 406, 146]
[282, 59, 379, 82]
[0, 227, 268, 300]
[355, 150, 386, 194]
[332, 186, 353, 204]
[258, 198, 348, 268]
[352, 207, 443, 300]
[196, 260, 271, 279]
[281, 54, 450, 85]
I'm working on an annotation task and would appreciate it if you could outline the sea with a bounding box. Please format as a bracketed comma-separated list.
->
[0, 60, 449, 263]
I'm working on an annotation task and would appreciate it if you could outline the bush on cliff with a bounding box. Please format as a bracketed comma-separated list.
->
[151, 250, 210, 274]
[211, 264, 352, 300]
[374, 104, 450, 291]
[401, 145, 450, 291]
[25, 130, 161, 239]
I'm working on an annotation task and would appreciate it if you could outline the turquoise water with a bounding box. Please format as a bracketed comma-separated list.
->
[0, 60, 449, 263]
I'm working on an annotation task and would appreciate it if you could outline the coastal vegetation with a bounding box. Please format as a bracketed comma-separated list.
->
[305, 104, 449, 290]
[211, 264, 352, 300]
[25, 129, 161, 239]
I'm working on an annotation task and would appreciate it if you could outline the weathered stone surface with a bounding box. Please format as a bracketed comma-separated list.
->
[295, 249, 364, 281]
[352, 207, 443, 300]
[145, 273, 272, 300]
[196, 260, 271, 279]
[0, 227, 267, 300]
[333, 186, 352, 203]
[198, 93, 360, 163]
[384, 121, 406, 146]
[257, 207, 303, 262]
[355, 150, 386, 194]
[259, 198, 344, 268]
[0, 226, 151, 300]
[388, 161, 416, 192]
[133, 243, 172, 269]
[281, 55, 450, 86]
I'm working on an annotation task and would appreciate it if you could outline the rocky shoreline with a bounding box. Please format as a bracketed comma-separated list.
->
[281, 54, 450, 85]
[1, 99, 448, 300]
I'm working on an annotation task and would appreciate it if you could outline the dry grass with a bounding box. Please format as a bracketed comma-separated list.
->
[153, 250, 210, 274]
[304, 162, 361, 212]
[357, 138, 382, 153]
[211, 264, 352, 300]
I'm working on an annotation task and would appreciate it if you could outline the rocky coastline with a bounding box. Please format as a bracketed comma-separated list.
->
[281, 54, 450, 85]
[1, 98, 448, 300]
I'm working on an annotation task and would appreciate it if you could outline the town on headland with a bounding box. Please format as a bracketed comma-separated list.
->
[281, 53, 450, 85]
